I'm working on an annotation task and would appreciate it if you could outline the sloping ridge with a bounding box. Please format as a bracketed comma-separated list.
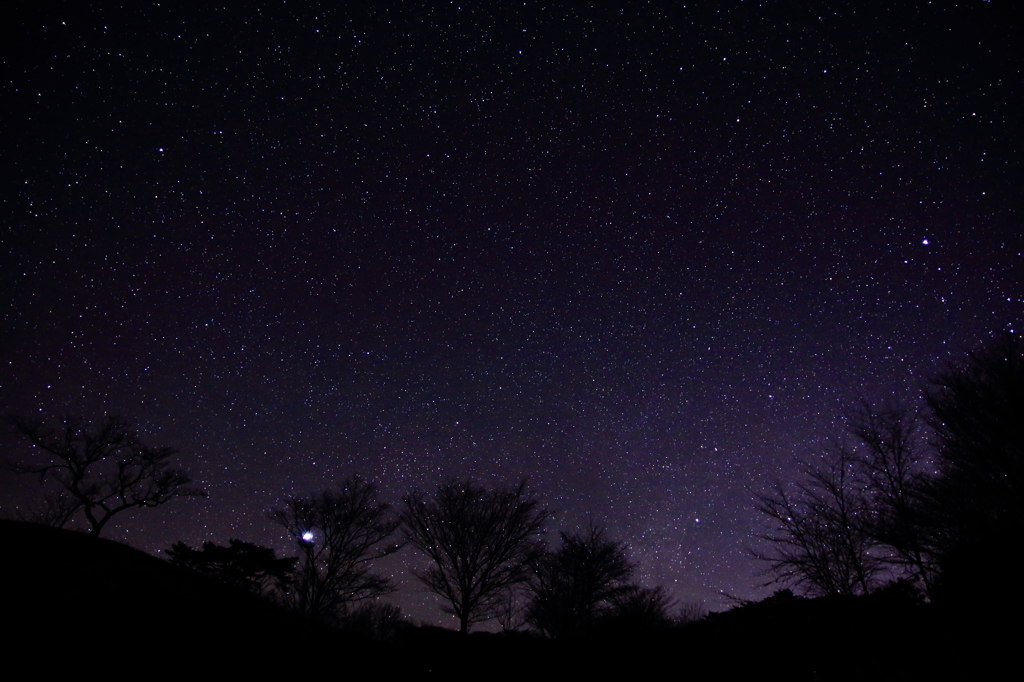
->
[0, 520, 356, 666]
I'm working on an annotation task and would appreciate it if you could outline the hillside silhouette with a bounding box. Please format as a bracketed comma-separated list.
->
[1, 520, 375, 671]
[5, 520, 1013, 680]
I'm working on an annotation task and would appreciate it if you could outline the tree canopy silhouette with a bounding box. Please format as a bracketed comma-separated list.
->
[848, 403, 937, 596]
[526, 524, 635, 638]
[924, 331, 1024, 603]
[604, 584, 677, 633]
[167, 539, 297, 597]
[401, 478, 548, 634]
[269, 475, 401, 625]
[4, 414, 205, 537]
[754, 445, 881, 596]
[755, 332, 1024, 604]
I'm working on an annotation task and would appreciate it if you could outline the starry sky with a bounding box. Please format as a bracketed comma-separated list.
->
[2, 1, 1020, 622]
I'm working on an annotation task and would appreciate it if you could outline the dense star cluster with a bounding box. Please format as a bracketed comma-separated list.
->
[1, 1, 1020, 623]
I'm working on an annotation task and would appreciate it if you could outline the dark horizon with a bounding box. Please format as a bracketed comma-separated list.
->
[1, 1, 1020, 627]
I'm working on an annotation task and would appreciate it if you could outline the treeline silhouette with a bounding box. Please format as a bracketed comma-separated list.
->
[753, 331, 1023, 613]
[4, 332, 1021, 678]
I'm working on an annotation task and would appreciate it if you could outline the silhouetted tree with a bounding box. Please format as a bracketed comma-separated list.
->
[923, 332, 1024, 603]
[339, 601, 410, 642]
[754, 446, 881, 596]
[605, 584, 676, 633]
[526, 524, 635, 638]
[269, 475, 401, 625]
[167, 539, 297, 597]
[4, 414, 205, 537]
[492, 586, 530, 633]
[674, 600, 709, 625]
[401, 479, 548, 634]
[848, 402, 938, 596]
[14, 490, 82, 528]
[756, 332, 1024, 605]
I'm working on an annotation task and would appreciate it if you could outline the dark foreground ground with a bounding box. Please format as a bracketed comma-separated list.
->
[1, 520, 1013, 680]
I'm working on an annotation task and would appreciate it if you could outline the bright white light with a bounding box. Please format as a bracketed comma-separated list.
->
[922, 238, 930, 245]
[302, 531, 314, 542]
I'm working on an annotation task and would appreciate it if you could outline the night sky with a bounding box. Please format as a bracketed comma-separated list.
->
[2, 1, 1020, 623]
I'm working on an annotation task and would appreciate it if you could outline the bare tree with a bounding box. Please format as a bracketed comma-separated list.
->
[606, 584, 676, 632]
[526, 524, 635, 638]
[400, 478, 548, 634]
[754, 446, 881, 596]
[754, 332, 1024, 605]
[492, 586, 530, 633]
[269, 475, 401, 626]
[5, 414, 205, 537]
[339, 601, 410, 642]
[849, 402, 938, 596]
[674, 600, 708, 625]
[14, 490, 82, 528]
